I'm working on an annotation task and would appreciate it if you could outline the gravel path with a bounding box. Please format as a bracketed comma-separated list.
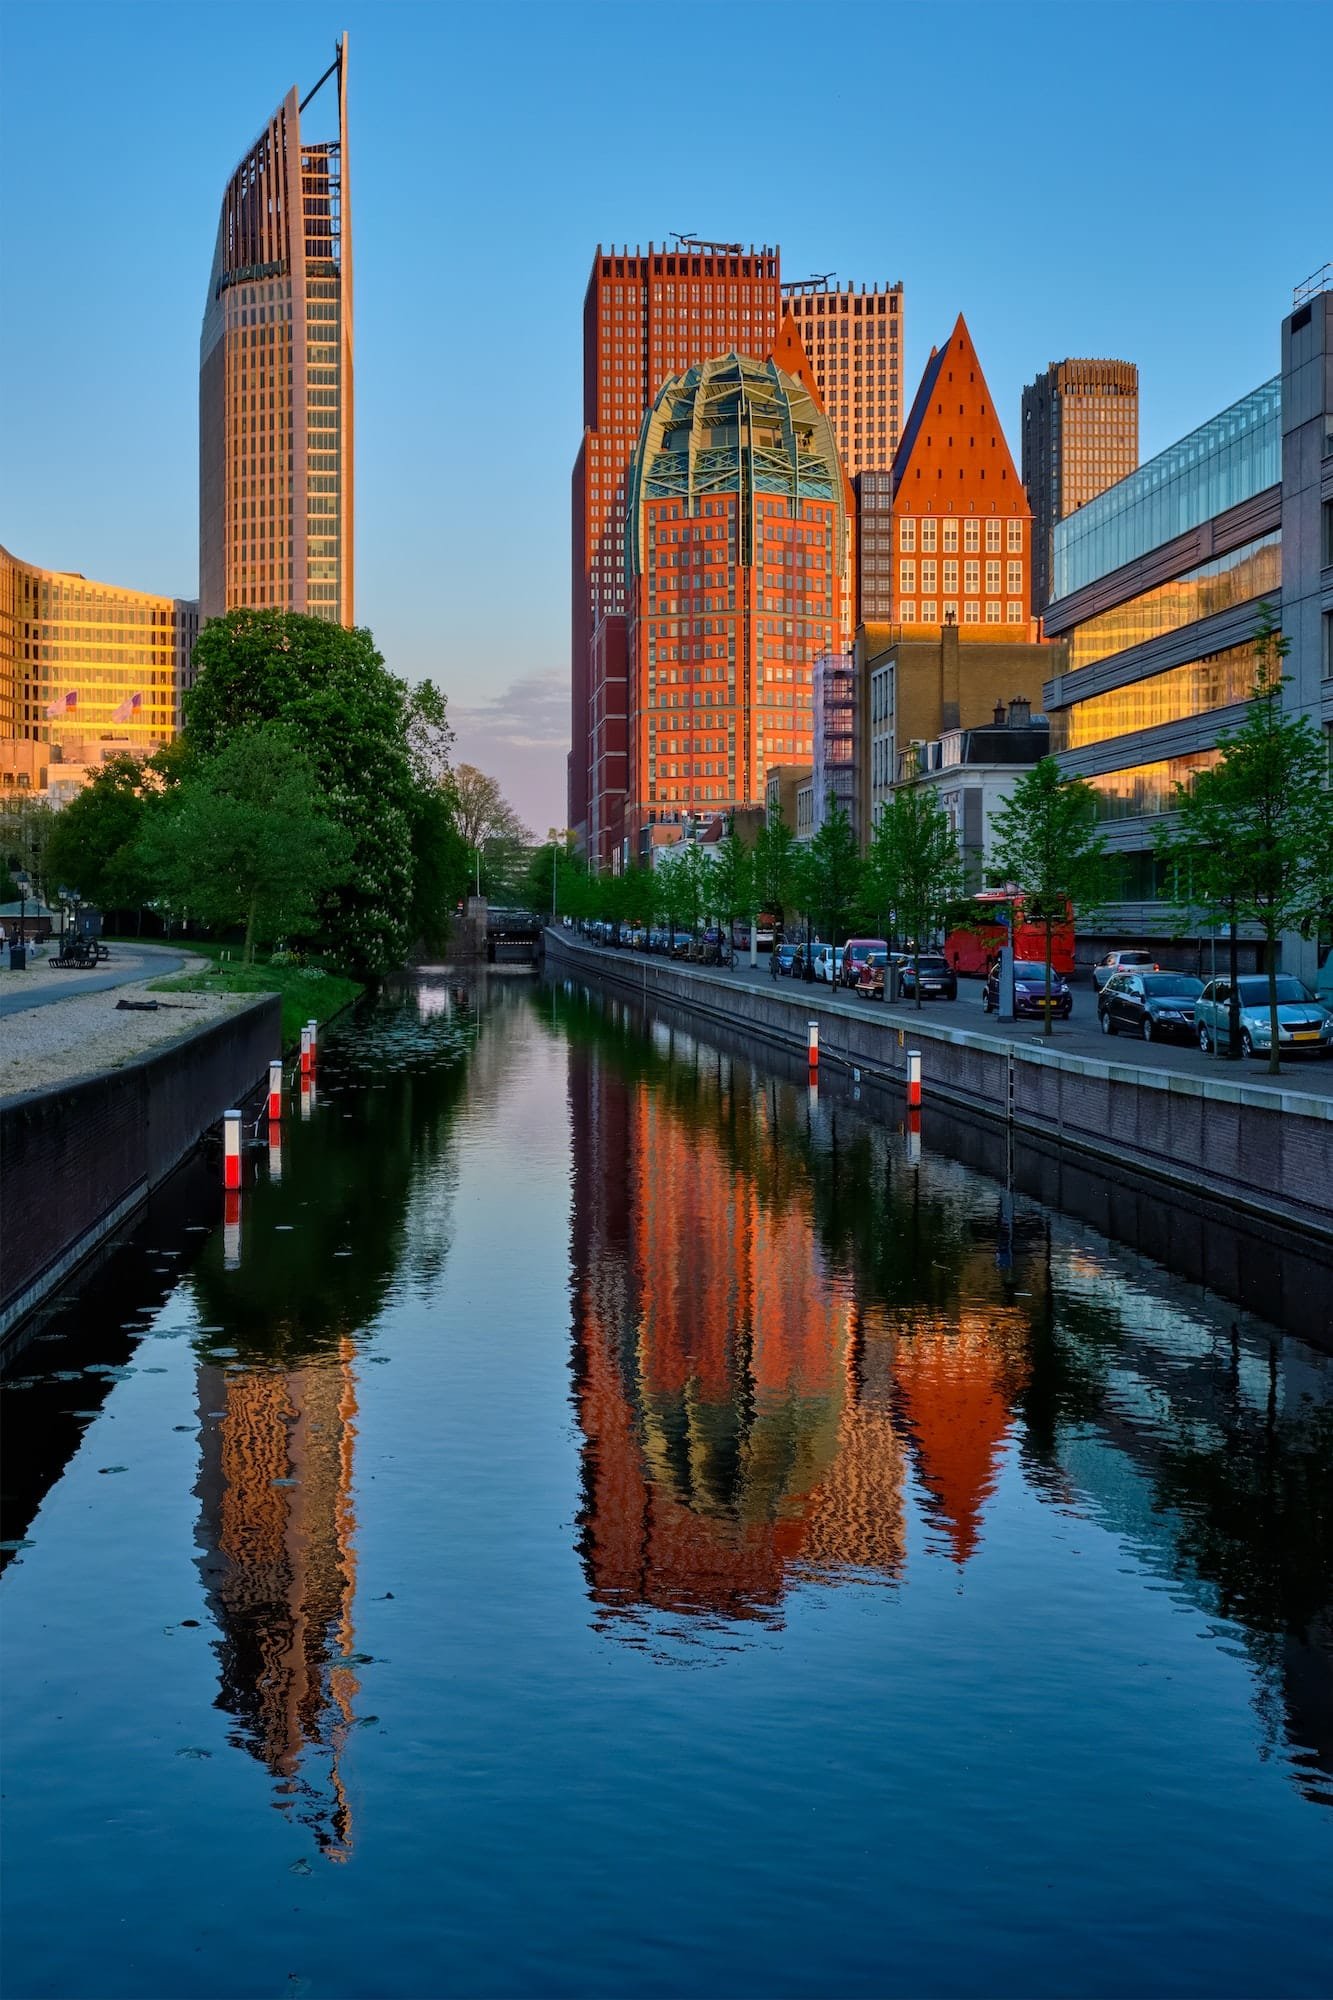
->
[0, 942, 187, 1017]
[1, 955, 259, 1100]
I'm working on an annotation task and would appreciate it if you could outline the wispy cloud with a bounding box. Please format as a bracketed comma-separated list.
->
[449, 671, 569, 831]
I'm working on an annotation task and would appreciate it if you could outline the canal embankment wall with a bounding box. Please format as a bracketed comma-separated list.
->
[544, 930, 1333, 1248]
[1, 994, 280, 1350]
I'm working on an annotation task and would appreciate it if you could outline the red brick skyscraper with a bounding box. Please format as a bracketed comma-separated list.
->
[570, 243, 782, 863]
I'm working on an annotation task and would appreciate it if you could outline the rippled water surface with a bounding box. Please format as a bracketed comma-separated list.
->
[3, 974, 1331, 1999]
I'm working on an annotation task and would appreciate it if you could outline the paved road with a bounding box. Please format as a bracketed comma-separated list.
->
[567, 937, 1333, 1102]
[0, 943, 188, 1020]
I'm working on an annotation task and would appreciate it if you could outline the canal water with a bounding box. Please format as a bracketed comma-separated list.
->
[3, 973, 1331, 2000]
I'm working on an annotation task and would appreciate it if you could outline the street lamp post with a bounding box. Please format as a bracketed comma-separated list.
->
[14, 869, 32, 970]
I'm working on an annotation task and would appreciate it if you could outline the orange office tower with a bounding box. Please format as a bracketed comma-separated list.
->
[622, 328, 851, 849]
[890, 314, 1035, 638]
[199, 37, 353, 626]
[570, 242, 782, 865]
[782, 278, 904, 479]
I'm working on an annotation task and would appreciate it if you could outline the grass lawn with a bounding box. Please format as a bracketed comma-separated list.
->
[148, 942, 363, 1047]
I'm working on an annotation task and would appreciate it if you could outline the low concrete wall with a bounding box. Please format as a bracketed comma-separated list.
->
[0, 995, 280, 1347]
[546, 930, 1333, 1243]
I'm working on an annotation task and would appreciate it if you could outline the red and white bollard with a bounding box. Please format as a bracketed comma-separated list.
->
[224, 1188, 242, 1270]
[906, 1049, 922, 1109]
[268, 1058, 283, 1124]
[300, 1074, 315, 1121]
[807, 1020, 819, 1072]
[223, 1108, 242, 1190]
[300, 1026, 313, 1077]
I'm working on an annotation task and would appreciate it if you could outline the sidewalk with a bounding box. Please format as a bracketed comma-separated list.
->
[0, 942, 187, 1019]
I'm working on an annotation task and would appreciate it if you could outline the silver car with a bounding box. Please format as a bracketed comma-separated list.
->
[1194, 974, 1333, 1059]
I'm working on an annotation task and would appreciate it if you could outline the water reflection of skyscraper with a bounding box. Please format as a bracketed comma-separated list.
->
[568, 1045, 1042, 1629]
[194, 1341, 361, 1857]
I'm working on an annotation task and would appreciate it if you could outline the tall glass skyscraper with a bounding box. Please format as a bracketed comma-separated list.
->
[199, 36, 353, 626]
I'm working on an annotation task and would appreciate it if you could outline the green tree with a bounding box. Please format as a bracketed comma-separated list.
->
[1156, 606, 1333, 1073]
[988, 756, 1110, 1034]
[185, 610, 417, 975]
[0, 794, 56, 905]
[753, 802, 801, 940]
[44, 757, 152, 915]
[801, 802, 863, 953]
[869, 788, 965, 1007]
[710, 817, 755, 953]
[138, 725, 353, 961]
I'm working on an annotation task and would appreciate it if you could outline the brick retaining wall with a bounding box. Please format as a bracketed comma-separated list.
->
[1, 995, 281, 1346]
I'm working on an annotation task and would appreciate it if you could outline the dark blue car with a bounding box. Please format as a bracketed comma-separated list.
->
[981, 959, 1072, 1019]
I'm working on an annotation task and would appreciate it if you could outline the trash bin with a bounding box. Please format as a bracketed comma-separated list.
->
[886, 960, 901, 1004]
[9, 943, 28, 971]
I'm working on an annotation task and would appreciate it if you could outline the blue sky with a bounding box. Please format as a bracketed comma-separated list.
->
[2, 0, 1329, 831]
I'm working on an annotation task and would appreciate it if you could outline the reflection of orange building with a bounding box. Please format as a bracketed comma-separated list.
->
[568, 1045, 907, 1627]
[194, 1340, 360, 1857]
[891, 1309, 1030, 1563]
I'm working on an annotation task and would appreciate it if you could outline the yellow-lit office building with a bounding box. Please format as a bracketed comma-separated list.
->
[0, 541, 198, 794]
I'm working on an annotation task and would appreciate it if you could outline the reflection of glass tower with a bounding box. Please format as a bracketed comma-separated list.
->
[194, 1341, 360, 1857]
[199, 36, 353, 625]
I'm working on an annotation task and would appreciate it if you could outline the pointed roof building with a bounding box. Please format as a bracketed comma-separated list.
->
[889, 314, 1035, 637]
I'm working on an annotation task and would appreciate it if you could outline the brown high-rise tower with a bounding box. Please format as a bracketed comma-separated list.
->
[1021, 358, 1138, 615]
[199, 36, 353, 626]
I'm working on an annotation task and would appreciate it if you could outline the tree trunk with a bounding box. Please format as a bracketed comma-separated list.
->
[1265, 935, 1282, 1076]
[1225, 897, 1242, 1059]
[1043, 915, 1054, 1035]
[243, 894, 258, 966]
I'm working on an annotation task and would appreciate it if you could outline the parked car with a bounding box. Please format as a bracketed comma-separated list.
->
[1092, 948, 1159, 992]
[1194, 974, 1333, 1058]
[773, 941, 802, 976]
[837, 938, 888, 988]
[981, 959, 1072, 1019]
[811, 944, 835, 983]
[896, 953, 959, 1002]
[670, 932, 693, 959]
[1098, 970, 1203, 1042]
[856, 951, 889, 1000]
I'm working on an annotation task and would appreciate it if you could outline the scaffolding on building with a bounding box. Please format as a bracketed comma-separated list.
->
[812, 649, 857, 837]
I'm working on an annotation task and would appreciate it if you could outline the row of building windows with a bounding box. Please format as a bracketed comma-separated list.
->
[900, 560, 1023, 592]
[1064, 532, 1282, 670]
[899, 601, 1027, 624]
[1085, 750, 1221, 820]
[899, 517, 1023, 552]
[1051, 640, 1260, 749]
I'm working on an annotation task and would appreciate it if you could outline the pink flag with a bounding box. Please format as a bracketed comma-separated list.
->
[111, 691, 143, 724]
[44, 690, 77, 719]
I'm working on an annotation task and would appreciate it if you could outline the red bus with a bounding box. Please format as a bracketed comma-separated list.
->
[943, 890, 1075, 978]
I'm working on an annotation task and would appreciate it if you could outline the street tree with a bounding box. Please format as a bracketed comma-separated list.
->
[710, 818, 755, 955]
[753, 802, 801, 941]
[870, 788, 965, 1007]
[44, 756, 153, 917]
[0, 794, 57, 906]
[138, 724, 353, 962]
[801, 802, 862, 955]
[1155, 606, 1333, 1073]
[988, 756, 1110, 1034]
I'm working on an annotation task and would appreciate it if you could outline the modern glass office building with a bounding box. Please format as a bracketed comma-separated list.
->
[0, 542, 198, 793]
[1043, 281, 1333, 976]
[199, 36, 353, 626]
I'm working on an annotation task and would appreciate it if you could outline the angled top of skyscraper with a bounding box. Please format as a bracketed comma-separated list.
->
[199, 36, 353, 626]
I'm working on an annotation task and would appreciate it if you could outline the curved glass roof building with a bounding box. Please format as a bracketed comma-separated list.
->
[623, 343, 851, 837]
[627, 352, 848, 580]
